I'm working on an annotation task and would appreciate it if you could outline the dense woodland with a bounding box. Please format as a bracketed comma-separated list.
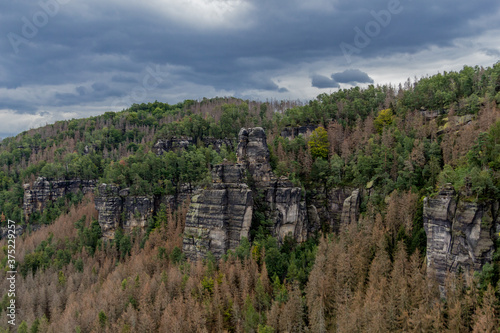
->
[0, 64, 499, 332]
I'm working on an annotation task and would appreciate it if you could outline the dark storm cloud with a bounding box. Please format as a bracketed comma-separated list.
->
[0, 0, 499, 120]
[311, 74, 340, 89]
[331, 69, 374, 85]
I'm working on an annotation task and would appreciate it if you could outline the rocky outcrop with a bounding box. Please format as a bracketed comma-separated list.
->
[183, 164, 253, 260]
[95, 184, 154, 238]
[424, 184, 499, 287]
[95, 183, 196, 239]
[183, 127, 310, 260]
[341, 189, 361, 225]
[237, 128, 274, 183]
[238, 127, 309, 243]
[94, 185, 122, 238]
[307, 187, 355, 232]
[153, 137, 234, 155]
[280, 125, 318, 140]
[153, 137, 192, 155]
[23, 177, 96, 221]
[0, 224, 43, 240]
[264, 178, 309, 243]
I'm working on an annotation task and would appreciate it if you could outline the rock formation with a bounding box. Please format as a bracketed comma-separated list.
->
[280, 125, 318, 140]
[237, 127, 274, 183]
[183, 164, 253, 260]
[307, 187, 356, 232]
[94, 184, 154, 238]
[183, 127, 310, 260]
[153, 137, 234, 155]
[23, 177, 96, 221]
[263, 178, 309, 243]
[424, 184, 499, 288]
[95, 183, 196, 239]
[340, 189, 361, 225]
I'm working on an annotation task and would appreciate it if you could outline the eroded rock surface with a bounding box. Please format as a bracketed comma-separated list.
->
[23, 177, 96, 221]
[237, 127, 274, 183]
[95, 184, 154, 238]
[95, 181, 197, 239]
[183, 164, 253, 260]
[153, 137, 234, 155]
[280, 125, 318, 140]
[307, 187, 355, 232]
[341, 189, 361, 225]
[424, 184, 499, 287]
[183, 127, 311, 260]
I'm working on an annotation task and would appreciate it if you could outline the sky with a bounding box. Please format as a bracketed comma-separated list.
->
[1, 0, 500, 138]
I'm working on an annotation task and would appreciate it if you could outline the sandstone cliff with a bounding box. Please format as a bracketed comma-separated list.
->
[153, 137, 234, 155]
[95, 183, 195, 239]
[183, 127, 314, 260]
[307, 187, 356, 232]
[280, 125, 318, 140]
[23, 177, 96, 221]
[183, 164, 253, 260]
[424, 184, 499, 287]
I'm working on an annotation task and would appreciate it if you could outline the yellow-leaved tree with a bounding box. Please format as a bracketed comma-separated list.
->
[374, 108, 394, 133]
[308, 126, 329, 160]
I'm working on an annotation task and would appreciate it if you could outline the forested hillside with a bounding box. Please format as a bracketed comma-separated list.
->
[0, 64, 499, 332]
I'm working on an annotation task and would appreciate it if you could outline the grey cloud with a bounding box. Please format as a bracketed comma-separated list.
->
[0, 0, 499, 126]
[331, 69, 373, 85]
[482, 48, 500, 57]
[311, 74, 340, 88]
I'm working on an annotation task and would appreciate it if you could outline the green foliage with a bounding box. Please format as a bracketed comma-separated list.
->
[437, 123, 500, 200]
[170, 246, 184, 264]
[374, 108, 393, 133]
[243, 296, 262, 332]
[18, 321, 29, 333]
[201, 276, 215, 295]
[98, 310, 107, 328]
[19, 216, 103, 277]
[30, 318, 40, 333]
[308, 126, 329, 160]
[258, 324, 275, 333]
[474, 262, 497, 291]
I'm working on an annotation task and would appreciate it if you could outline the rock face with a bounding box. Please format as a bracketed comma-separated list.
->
[424, 184, 499, 287]
[183, 164, 253, 260]
[237, 128, 274, 183]
[153, 137, 234, 155]
[264, 179, 309, 243]
[280, 125, 318, 140]
[95, 183, 196, 239]
[23, 177, 96, 221]
[183, 127, 311, 260]
[153, 137, 193, 155]
[95, 184, 154, 238]
[341, 189, 361, 225]
[307, 187, 355, 232]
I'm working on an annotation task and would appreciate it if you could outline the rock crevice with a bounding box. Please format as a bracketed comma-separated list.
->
[183, 127, 313, 260]
[23, 177, 96, 221]
[424, 184, 499, 287]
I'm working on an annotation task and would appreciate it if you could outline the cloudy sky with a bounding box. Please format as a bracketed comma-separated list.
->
[1, 0, 499, 138]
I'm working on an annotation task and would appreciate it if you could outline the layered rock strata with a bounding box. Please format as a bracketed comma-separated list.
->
[341, 189, 361, 226]
[307, 187, 355, 232]
[94, 184, 154, 238]
[23, 177, 96, 221]
[183, 127, 311, 260]
[424, 184, 499, 287]
[95, 182, 197, 239]
[153, 137, 234, 155]
[183, 164, 253, 260]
